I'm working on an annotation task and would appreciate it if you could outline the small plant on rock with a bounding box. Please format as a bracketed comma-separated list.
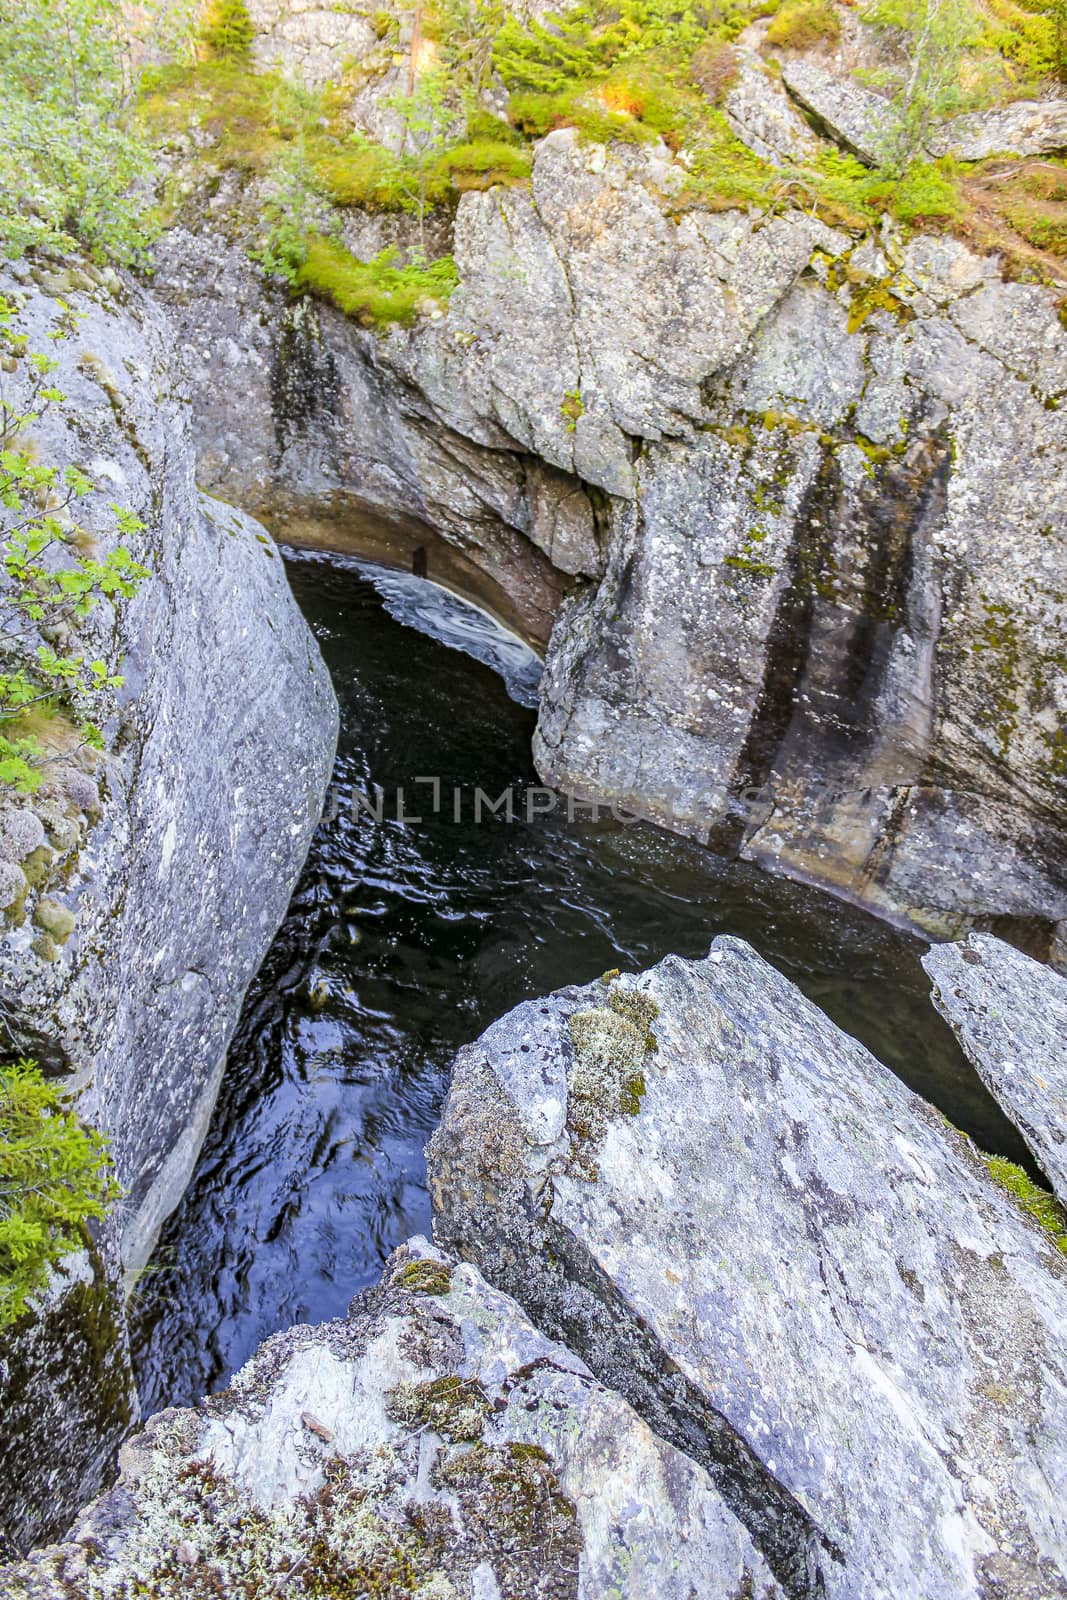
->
[561, 387, 584, 430]
[0, 297, 148, 793]
[0, 1057, 118, 1327]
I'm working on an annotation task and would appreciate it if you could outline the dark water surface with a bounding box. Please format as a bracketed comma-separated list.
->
[131, 550, 1025, 1414]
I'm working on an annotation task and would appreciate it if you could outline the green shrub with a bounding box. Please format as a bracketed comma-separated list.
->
[441, 139, 533, 187]
[0, 299, 148, 794]
[200, 0, 255, 58]
[295, 238, 459, 326]
[765, 0, 841, 49]
[508, 85, 657, 142]
[0, 0, 168, 264]
[888, 159, 963, 221]
[0, 1059, 119, 1328]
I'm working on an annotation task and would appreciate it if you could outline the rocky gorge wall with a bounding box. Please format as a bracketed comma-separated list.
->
[0, 261, 338, 1550]
[4, 931, 1066, 1599]
[150, 116, 1067, 956]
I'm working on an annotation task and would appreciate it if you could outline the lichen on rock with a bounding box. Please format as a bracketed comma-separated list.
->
[0, 1239, 782, 1600]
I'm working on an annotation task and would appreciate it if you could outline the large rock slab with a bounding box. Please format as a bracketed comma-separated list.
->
[0, 262, 338, 1547]
[429, 939, 1067, 1600]
[781, 59, 897, 164]
[1, 1240, 785, 1600]
[534, 237, 1067, 945]
[929, 99, 1067, 161]
[924, 932, 1067, 1204]
[724, 54, 823, 165]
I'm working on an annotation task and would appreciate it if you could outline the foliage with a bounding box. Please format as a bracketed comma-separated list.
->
[690, 38, 740, 101]
[294, 237, 459, 327]
[0, 1058, 118, 1328]
[678, 108, 776, 206]
[983, 1154, 1067, 1252]
[0, 298, 148, 794]
[442, 139, 534, 187]
[249, 145, 339, 280]
[888, 157, 963, 218]
[978, 0, 1065, 90]
[765, 0, 841, 48]
[130, 0, 1067, 283]
[0, 0, 191, 264]
[383, 70, 453, 254]
[561, 386, 584, 429]
[493, 0, 767, 99]
[138, 58, 318, 174]
[200, 0, 255, 58]
[861, 0, 991, 170]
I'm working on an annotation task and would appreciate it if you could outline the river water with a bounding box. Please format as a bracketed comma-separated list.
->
[131, 549, 1026, 1413]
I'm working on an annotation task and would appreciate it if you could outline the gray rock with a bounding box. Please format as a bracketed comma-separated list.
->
[0, 1239, 136, 1561]
[781, 59, 898, 164]
[0, 807, 46, 862]
[929, 99, 1067, 161]
[2, 1240, 784, 1600]
[0, 859, 24, 909]
[724, 54, 823, 165]
[0, 265, 338, 1545]
[247, 0, 378, 88]
[924, 932, 1067, 1205]
[429, 940, 1067, 1599]
[153, 129, 1067, 947]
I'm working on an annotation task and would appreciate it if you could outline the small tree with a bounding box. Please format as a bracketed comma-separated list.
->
[863, 0, 984, 171]
[200, 0, 255, 57]
[0, 1058, 118, 1328]
[387, 70, 450, 257]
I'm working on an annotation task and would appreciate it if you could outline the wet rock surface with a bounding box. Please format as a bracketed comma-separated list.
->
[924, 932, 1067, 1204]
[1, 1240, 785, 1600]
[429, 939, 1067, 1600]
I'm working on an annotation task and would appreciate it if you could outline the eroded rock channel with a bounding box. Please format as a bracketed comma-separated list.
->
[131, 552, 1028, 1408]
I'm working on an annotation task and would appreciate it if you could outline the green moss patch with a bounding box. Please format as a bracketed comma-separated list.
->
[386, 1375, 491, 1441]
[565, 979, 659, 1175]
[983, 1155, 1067, 1253]
[765, 0, 841, 50]
[393, 1258, 454, 1296]
[295, 238, 458, 328]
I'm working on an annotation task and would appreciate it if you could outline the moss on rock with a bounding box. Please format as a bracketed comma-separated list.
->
[566, 980, 659, 1175]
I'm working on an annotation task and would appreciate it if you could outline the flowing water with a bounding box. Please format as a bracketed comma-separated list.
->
[131, 548, 1027, 1414]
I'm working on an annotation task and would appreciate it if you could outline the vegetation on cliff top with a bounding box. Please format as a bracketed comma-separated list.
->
[130, 0, 1067, 304]
[2, 0, 1066, 321]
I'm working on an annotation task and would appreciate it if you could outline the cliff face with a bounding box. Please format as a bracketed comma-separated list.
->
[0, 263, 338, 1548]
[150, 129, 1067, 953]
